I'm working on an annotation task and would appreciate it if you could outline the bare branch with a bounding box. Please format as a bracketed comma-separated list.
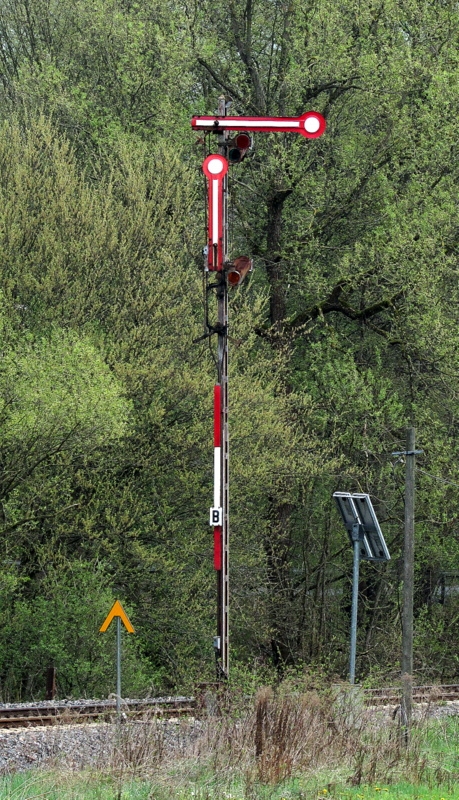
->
[196, 57, 256, 111]
[283, 286, 404, 336]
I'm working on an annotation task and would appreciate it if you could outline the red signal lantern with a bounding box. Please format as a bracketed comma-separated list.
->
[227, 133, 253, 164]
[227, 256, 253, 287]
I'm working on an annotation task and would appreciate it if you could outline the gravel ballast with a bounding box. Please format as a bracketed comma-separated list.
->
[0, 718, 200, 775]
[0, 699, 458, 775]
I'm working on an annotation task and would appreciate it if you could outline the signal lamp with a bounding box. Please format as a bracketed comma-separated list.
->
[227, 133, 252, 164]
[227, 256, 253, 287]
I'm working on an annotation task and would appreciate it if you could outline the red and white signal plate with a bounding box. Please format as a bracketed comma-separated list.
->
[202, 154, 228, 271]
[192, 111, 326, 139]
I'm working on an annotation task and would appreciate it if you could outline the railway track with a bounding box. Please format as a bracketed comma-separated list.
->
[1, 685, 458, 728]
[0, 697, 196, 728]
[364, 683, 459, 705]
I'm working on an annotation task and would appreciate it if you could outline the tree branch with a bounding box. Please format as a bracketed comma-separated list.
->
[266, 284, 405, 340]
[285, 286, 403, 332]
[0, 503, 80, 537]
[196, 57, 257, 113]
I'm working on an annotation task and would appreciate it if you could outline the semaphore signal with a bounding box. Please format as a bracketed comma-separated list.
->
[202, 154, 228, 271]
[192, 111, 326, 138]
[194, 99, 326, 680]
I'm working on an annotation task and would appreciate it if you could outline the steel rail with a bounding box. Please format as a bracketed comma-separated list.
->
[1, 685, 459, 727]
[0, 697, 196, 728]
[364, 683, 459, 705]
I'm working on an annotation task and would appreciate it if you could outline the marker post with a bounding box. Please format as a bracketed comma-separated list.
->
[116, 616, 121, 718]
[99, 600, 135, 719]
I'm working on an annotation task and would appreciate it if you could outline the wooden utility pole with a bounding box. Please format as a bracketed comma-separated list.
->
[401, 426, 416, 740]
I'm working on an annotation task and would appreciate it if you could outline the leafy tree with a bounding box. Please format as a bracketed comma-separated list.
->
[182, 0, 459, 676]
[0, 560, 151, 700]
[0, 0, 192, 150]
[1, 0, 459, 690]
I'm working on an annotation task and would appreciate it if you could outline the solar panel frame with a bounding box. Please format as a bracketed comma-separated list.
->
[350, 493, 390, 561]
[333, 491, 390, 562]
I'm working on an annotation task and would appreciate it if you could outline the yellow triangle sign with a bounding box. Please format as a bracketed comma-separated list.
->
[99, 600, 135, 633]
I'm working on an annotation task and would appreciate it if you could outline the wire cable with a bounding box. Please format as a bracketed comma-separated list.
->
[415, 467, 459, 489]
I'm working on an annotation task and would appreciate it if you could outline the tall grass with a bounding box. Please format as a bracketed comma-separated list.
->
[0, 683, 458, 799]
[140, 682, 458, 796]
[184, 684, 455, 790]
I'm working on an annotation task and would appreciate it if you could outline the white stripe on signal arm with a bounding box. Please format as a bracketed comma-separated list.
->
[212, 180, 219, 244]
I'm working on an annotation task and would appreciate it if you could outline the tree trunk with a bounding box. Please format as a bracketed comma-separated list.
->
[265, 191, 291, 330]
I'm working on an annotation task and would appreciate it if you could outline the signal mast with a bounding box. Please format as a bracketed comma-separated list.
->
[193, 98, 326, 680]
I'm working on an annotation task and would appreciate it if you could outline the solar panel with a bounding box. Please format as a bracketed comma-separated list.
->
[333, 492, 390, 562]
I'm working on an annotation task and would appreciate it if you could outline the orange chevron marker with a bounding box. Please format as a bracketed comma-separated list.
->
[99, 600, 134, 633]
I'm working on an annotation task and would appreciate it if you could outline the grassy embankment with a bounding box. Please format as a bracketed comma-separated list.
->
[0, 684, 457, 800]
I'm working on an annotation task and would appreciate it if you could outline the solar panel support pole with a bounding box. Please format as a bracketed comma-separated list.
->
[350, 523, 363, 684]
[333, 491, 390, 684]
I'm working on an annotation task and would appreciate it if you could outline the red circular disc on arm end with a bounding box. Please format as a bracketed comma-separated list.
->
[202, 154, 229, 179]
[299, 112, 326, 139]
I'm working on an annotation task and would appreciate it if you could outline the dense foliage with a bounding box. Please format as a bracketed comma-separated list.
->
[0, 0, 459, 698]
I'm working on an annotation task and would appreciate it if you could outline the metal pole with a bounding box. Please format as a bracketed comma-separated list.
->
[401, 426, 415, 740]
[216, 95, 229, 680]
[116, 615, 121, 718]
[349, 523, 361, 684]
